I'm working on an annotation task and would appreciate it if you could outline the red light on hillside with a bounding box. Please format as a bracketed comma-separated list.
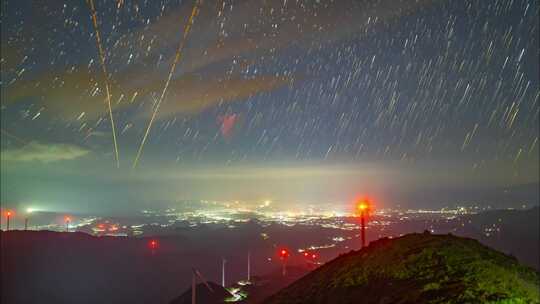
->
[65, 216, 71, 222]
[6, 211, 12, 217]
[312, 254, 317, 259]
[303, 252, 309, 257]
[149, 240, 159, 250]
[279, 248, 289, 259]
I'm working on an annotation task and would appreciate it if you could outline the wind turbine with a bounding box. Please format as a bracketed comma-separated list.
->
[221, 258, 227, 287]
[247, 251, 251, 282]
[65, 216, 71, 232]
[191, 268, 213, 304]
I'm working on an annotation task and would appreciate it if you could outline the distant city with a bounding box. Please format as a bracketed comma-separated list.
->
[5, 200, 535, 237]
[3, 200, 537, 271]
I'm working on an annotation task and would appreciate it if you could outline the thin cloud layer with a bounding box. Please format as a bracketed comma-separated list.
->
[3, 67, 294, 120]
[1, 141, 90, 163]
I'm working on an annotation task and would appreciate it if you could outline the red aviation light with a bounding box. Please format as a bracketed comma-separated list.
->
[149, 239, 159, 250]
[358, 202, 368, 211]
[355, 197, 373, 215]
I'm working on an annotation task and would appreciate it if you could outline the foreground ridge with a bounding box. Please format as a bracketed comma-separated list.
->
[264, 232, 540, 304]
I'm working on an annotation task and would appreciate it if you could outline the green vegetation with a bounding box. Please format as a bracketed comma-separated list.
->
[265, 233, 540, 304]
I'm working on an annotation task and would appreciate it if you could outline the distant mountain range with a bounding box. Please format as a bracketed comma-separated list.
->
[264, 232, 540, 304]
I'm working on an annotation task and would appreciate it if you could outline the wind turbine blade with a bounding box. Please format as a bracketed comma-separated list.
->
[194, 269, 214, 292]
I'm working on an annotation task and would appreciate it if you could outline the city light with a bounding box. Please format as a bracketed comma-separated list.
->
[26, 208, 35, 213]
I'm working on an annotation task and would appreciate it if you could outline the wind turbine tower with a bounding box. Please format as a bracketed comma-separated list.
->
[221, 258, 227, 287]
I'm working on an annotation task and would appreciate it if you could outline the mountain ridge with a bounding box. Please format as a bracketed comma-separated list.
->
[264, 232, 540, 304]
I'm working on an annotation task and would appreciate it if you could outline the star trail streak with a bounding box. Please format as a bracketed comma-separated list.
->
[87, 0, 121, 168]
[132, 0, 202, 169]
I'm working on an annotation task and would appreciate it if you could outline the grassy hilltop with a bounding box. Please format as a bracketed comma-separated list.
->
[264, 232, 540, 304]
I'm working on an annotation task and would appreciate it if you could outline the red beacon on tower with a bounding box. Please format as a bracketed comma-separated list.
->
[356, 197, 373, 249]
[64, 216, 71, 232]
[5, 210, 13, 231]
[302, 251, 319, 269]
[149, 239, 159, 255]
[278, 248, 290, 277]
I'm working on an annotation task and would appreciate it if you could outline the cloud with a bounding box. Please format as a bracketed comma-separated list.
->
[141, 74, 295, 118]
[130, 161, 396, 182]
[2, 66, 136, 120]
[1, 141, 90, 163]
[1, 0, 432, 121]
[3, 68, 294, 121]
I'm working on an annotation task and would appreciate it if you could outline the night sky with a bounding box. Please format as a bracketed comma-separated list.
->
[1, 0, 538, 214]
